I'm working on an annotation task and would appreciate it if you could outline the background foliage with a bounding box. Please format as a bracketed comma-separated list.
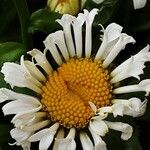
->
[0, 0, 150, 149]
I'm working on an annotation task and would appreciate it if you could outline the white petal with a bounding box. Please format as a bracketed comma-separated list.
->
[113, 79, 150, 96]
[20, 141, 31, 150]
[112, 98, 148, 117]
[44, 33, 63, 65]
[24, 120, 50, 133]
[0, 89, 42, 117]
[57, 14, 76, 57]
[0, 88, 36, 102]
[28, 49, 52, 75]
[80, 132, 93, 150]
[110, 45, 150, 83]
[10, 121, 50, 148]
[53, 128, 65, 150]
[81, 9, 98, 58]
[1, 62, 42, 93]
[29, 123, 58, 150]
[45, 30, 69, 61]
[57, 138, 76, 150]
[95, 23, 135, 67]
[56, 128, 76, 150]
[95, 23, 123, 60]
[111, 103, 124, 117]
[2, 97, 42, 116]
[89, 127, 107, 150]
[97, 106, 112, 118]
[12, 113, 36, 128]
[21, 57, 46, 82]
[0, 88, 23, 103]
[11, 112, 46, 128]
[104, 121, 133, 140]
[90, 117, 108, 136]
[29, 123, 59, 142]
[111, 45, 150, 76]
[72, 14, 85, 58]
[133, 0, 147, 9]
[29, 128, 49, 141]
[39, 134, 54, 150]
[10, 128, 31, 143]
[102, 33, 135, 68]
[92, 0, 104, 4]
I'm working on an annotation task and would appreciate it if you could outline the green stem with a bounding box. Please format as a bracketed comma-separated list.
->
[13, 0, 32, 50]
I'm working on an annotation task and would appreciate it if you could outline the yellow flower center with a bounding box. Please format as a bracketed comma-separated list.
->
[41, 58, 112, 129]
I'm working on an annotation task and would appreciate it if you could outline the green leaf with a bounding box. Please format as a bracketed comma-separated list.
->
[29, 9, 62, 34]
[0, 42, 25, 67]
[13, 0, 32, 50]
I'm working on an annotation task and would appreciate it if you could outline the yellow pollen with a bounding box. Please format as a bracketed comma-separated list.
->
[41, 58, 112, 129]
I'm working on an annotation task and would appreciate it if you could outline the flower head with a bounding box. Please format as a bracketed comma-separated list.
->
[0, 9, 150, 150]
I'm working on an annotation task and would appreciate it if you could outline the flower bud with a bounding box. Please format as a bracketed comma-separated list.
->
[47, 0, 80, 15]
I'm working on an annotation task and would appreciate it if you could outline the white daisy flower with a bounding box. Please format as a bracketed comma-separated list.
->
[0, 9, 150, 150]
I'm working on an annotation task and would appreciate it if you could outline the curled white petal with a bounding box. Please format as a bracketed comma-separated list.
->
[72, 14, 85, 58]
[80, 9, 98, 58]
[110, 45, 150, 83]
[21, 56, 46, 82]
[10, 120, 50, 148]
[1, 62, 42, 93]
[53, 128, 65, 150]
[44, 32, 65, 65]
[95, 23, 123, 60]
[90, 117, 108, 136]
[56, 128, 76, 150]
[80, 132, 93, 150]
[0, 88, 42, 116]
[57, 14, 76, 57]
[11, 112, 47, 128]
[102, 33, 135, 68]
[97, 106, 112, 118]
[133, 0, 147, 9]
[45, 30, 69, 61]
[2, 97, 42, 116]
[89, 127, 107, 150]
[10, 128, 31, 150]
[104, 121, 133, 140]
[10, 128, 32, 143]
[113, 79, 150, 96]
[29, 123, 59, 150]
[28, 49, 52, 75]
[0, 88, 29, 103]
[112, 98, 147, 117]
[95, 23, 135, 68]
